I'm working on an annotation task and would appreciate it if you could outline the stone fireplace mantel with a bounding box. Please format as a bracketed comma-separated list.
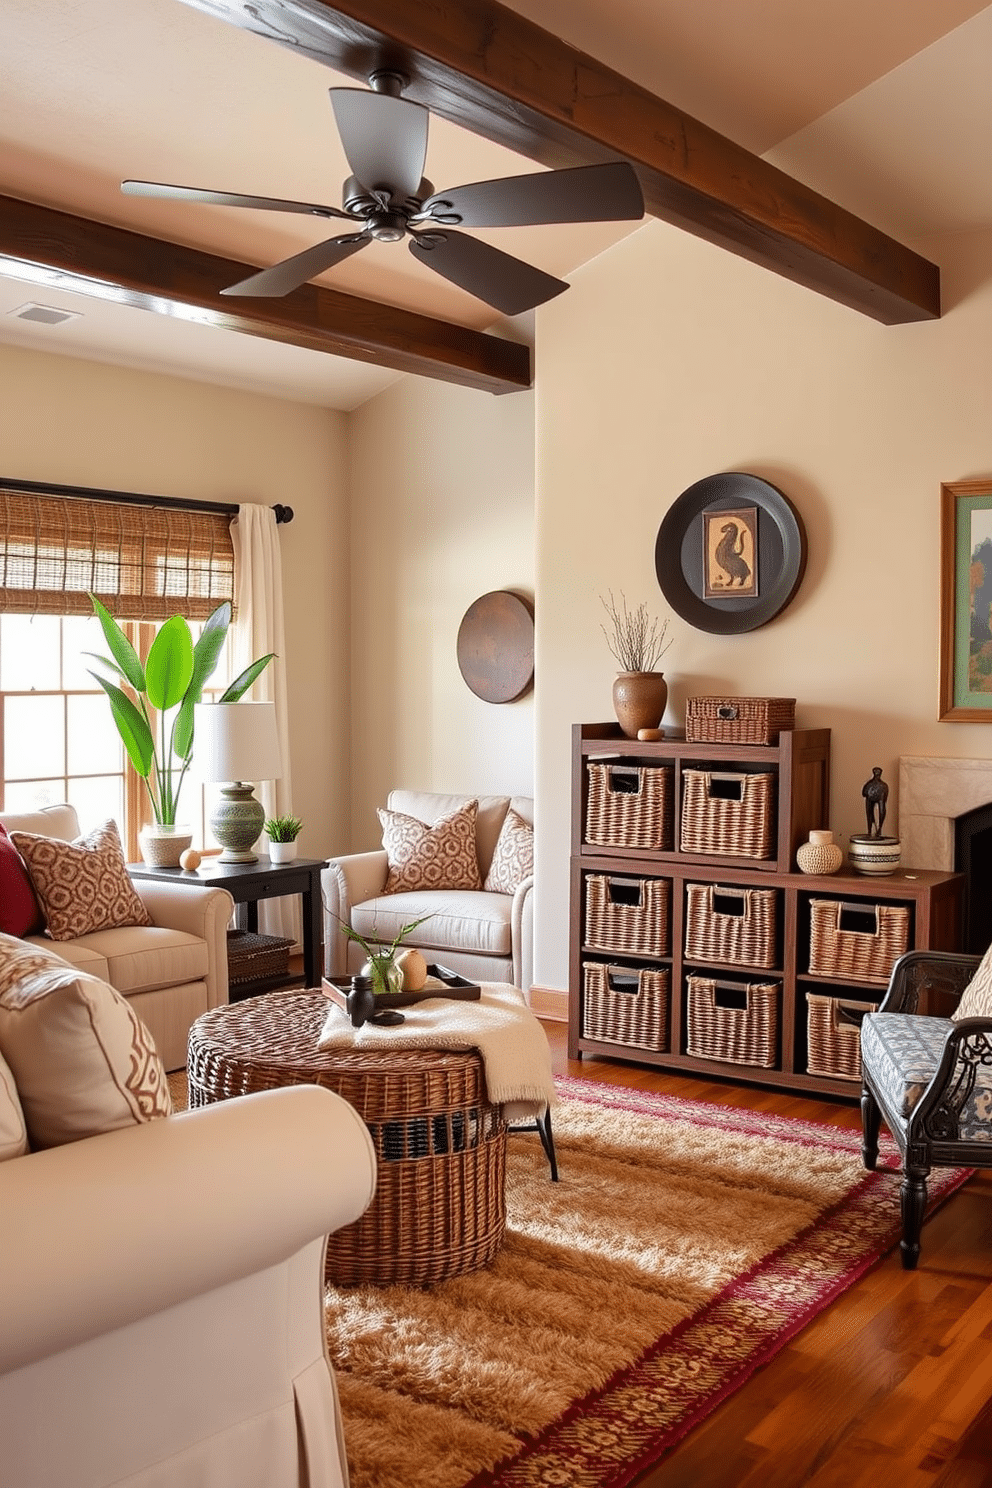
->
[899, 756, 992, 870]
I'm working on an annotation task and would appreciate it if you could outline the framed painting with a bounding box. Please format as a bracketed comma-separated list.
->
[939, 478, 992, 720]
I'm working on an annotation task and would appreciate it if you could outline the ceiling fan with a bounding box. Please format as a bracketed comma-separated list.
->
[122, 70, 644, 317]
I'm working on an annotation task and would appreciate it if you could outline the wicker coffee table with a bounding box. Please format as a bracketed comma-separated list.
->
[186, 988, 507, 1287]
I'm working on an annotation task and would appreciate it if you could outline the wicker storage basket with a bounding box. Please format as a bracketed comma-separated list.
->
[679, 769, 776, 858]
[686, 976, 780, 1068]
[806, 992, 878, 1081]
[685, 696, 796, 745]
[582, 962, 670, 1051]
[585, 760, 673, 850]
[187, 989, 507, 1288]
[807, 899, 910, 985]
[584, 873, 670, 958]
[684, 882, 779, 968]
[226, 930, 294, 985]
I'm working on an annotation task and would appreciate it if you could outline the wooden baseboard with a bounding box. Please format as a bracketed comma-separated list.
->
[528, 985, 568, 1022]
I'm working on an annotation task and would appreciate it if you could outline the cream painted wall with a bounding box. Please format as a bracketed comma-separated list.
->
[0, 343, 350, 861]
[534, 219, 992, 992]
[346, 374, 535, 850]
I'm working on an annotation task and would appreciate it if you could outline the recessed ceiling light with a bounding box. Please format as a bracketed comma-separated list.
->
[8, 302, 82, 326]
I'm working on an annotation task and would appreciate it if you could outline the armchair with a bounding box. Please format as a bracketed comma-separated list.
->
[859, 948, 992, 1269]
[0, 1084, 377, 1488]
[322, 791, 534, 994]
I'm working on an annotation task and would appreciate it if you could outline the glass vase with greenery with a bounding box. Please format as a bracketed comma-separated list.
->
[87, 596, 275, 827]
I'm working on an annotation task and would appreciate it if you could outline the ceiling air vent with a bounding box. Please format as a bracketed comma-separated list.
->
[8, 302, 81, 326]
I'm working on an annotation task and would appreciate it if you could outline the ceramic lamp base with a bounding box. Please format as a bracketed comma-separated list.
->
[210, 782, 265, 863]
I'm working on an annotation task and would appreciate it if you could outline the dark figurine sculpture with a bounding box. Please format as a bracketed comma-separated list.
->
[862, 767, 889, 839]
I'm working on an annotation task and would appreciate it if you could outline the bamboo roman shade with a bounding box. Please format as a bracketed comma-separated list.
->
[0, 489, 235, 619]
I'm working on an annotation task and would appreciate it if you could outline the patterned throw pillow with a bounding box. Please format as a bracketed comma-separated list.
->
[9, 819, 152, 942]
[953, 942, 992, 1020]
[0, 824, 43, 937]
[379, 800, 482, 894]
[484, 807, 535, 894]
[0, 932, 171, 1148]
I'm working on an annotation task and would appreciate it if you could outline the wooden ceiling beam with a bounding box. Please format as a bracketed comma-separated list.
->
[181, 0, 940, 325]
[0, 194, 532, 395]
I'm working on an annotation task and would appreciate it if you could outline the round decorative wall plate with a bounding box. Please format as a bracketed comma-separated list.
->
[456, 590, 535, 703]
[655, 473, 807, 633]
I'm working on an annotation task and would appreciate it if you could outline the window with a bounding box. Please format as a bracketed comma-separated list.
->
[0, 484, 236, 858]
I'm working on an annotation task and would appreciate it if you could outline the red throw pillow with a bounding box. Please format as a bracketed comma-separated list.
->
[0, 824, 44, 937]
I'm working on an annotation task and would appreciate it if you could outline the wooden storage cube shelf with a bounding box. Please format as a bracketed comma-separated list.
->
[569, 724, 964, 1100]
[686, 976, 780, 1068]
[805, 991, 878, 1082]
[584, 872, 670, 958]
[582, 962, 670, 1052]
[680, 769, 776, 859]
[684, 882, 779, 969]
[585, 760, 673, 852]
[807, 898, 910, 986]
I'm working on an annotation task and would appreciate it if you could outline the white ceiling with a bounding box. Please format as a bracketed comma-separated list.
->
[2, 0, 991, 410]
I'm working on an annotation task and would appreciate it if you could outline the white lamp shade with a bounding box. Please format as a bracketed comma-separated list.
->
[194, 702, 282, 784]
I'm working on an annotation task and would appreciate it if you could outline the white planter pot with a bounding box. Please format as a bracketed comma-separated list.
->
[139, 823, 193, 868]
[267, 840, 298, 864]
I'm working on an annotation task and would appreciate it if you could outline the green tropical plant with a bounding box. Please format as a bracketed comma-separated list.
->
[263, 815, 303, 842]
[87, 596, 276, 826]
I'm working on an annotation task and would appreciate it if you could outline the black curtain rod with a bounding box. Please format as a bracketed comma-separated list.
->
[0, 476, 293, 525]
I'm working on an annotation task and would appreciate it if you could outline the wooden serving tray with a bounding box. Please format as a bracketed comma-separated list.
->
[321, 964, 482, 1011]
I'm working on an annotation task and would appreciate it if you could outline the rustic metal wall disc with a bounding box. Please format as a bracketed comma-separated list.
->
[456, 590, 535, 703]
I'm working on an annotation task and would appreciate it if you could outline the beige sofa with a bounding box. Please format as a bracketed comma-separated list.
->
[0, 804, 232, 1071]
[0, 1083, 377, 1488]
[322, 790, 534, 993]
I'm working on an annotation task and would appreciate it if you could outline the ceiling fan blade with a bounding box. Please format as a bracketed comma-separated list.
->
[409, 231, 568, 317]
[121, 180, 351, 221]
[220, 233, 370, 298]
[328, 89, 428, 200]
[416, 162, 644, 229]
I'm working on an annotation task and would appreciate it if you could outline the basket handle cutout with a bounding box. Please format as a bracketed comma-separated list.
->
[606, 877, 644, 907]
[712, 887, 750, 918]
[713, 984, 749, 1010]
[706, 773, 745, 801]
[607, 767, 642, 795]
[607, 968, 641, 995]
[717, 704, 739, 721]
[837, 904, 882, 938]
[833, 1000, 875, 1029]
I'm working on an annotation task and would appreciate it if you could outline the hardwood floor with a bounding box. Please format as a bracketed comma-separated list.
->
[541, 1020, 992, 1488]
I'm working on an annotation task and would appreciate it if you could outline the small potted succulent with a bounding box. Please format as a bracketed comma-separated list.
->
[263, 815, 303, 863]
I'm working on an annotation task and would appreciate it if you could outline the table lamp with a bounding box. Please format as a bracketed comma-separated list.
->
[194, 701, 282, 863]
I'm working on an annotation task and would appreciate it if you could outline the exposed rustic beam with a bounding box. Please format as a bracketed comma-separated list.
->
[181, 0, 940, 325]
[0, 195, 532, 396]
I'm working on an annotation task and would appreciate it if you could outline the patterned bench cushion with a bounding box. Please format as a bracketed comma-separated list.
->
[861, 1012, 992, 1139]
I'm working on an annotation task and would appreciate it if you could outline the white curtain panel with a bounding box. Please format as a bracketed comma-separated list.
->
[231, 505, 298, 945]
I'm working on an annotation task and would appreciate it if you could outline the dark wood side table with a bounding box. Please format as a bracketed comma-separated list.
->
[129, 855, 327, 997]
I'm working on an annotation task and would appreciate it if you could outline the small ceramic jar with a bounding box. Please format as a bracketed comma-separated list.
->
[848, 835, 902, 876]
[796, 829, 844, 876]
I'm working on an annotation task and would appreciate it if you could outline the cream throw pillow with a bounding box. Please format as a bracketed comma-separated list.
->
[0, 1047, 28, 1162]
[379, 800, 482, 894]
[484, 807, 534, 894]
[10, 819, 152, 941]
[0, 933, 171, 1148]
[954, 943, 992, 1020]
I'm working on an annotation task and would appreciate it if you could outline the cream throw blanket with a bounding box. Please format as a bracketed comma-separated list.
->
[317, 982, 556, 1122]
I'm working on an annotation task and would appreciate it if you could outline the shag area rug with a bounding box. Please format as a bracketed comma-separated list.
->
[168, 1072, 969, 1488]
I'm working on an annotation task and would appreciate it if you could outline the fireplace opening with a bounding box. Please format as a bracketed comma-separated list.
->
[954, 803, 992, 955]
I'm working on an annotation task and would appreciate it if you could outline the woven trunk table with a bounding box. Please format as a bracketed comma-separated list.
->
[186, 988, 507, 1288]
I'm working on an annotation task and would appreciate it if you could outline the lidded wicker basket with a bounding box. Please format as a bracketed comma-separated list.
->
[685, 697, 796, 745]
